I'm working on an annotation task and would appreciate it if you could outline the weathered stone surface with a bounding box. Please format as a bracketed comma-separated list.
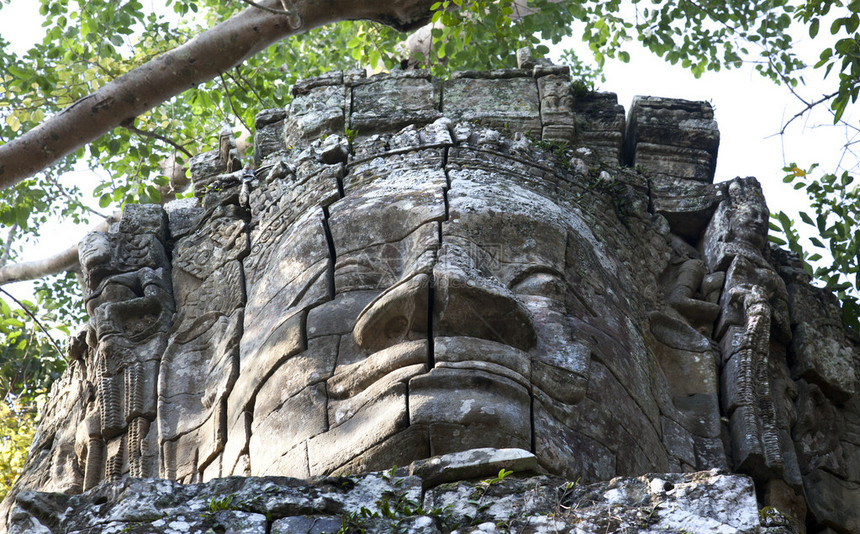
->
[650, 176, 721, 240]
[423, 468, 761, 534]
[537, 72, 575, 142]
[787, 283, 857, 402]
[625, 95, 720, 182]
[443, 75, 541, 136]
[254, 107, 287, 165]
[284, 83, 345, 148]
[572, 91, 626, 163]
[350, 72, 441, 134]
[7, 60, 860, 534]
[6, 456, 765, 534]
[409, 448, 538, 489]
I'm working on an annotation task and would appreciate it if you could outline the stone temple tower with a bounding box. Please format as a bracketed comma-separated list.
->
[3, 55, 858, 533]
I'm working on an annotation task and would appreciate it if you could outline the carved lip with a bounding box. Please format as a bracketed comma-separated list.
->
[327, 336, 533, 401]
[433, 336, 531, 389]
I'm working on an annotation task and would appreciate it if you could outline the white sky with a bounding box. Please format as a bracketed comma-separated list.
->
[0, 0, 853, 301]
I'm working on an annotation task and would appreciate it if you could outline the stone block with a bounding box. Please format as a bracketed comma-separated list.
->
[673, 393, 722, 439]
[244, 207, 329, 309]
[409, 448, 537, 489]
[306, 382, 408, 475]
[350, 75, 441, 134]
[633, 143, 716, 181]
[332, 223, 439, 294]
[254, 335, 338, 421]
[328, 340, 427, 402]
[189, 149, 225, 184]
[306, 291, 377, 338]
[254, 108, 287, 165]
[572, 91, 626, 163]
[804, 468, 860, 533]
[625, 96, 719, 182]
[537, 73, 575, 143]
[164, 197, 204, 241]
[119, 204, 168, 242]
[649, 175, 721, 240]
[626, 96, 719, 150]
[222, 410, 251, 477]
[272, 516, 342, 534]
[661, 416, 697, 467]
[532, 398, 616, 482]
[157, 311, 241, 443]
[790, 322, 857, 403]
[250, 383, 328, 475]
[284, 84, 345, 148]
[408, 368, 531, 451]
[292, 70, 343, 95]
[333, 425, 429, 476]
[443, 76, 541, 137]
[261, 441, 309, 478]
[787, 283, 857, 402]
[229, 310, 306, 424]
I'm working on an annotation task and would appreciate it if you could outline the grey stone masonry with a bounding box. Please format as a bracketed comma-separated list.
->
[257, 68, 719, 177]
[4, 60, 859, 534]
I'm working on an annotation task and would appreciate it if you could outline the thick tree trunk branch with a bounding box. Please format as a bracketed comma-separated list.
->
[0, 214, 120, 285]
[0, 0, 434, 188]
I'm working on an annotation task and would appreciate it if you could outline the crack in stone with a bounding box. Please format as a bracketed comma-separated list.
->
[321, 204, 337, 301]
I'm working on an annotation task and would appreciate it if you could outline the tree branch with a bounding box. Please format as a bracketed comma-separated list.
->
[234, 0, 293, 16]
[0, 287, 67, 362]
[0, 0, 436, 189]
[219, 73, 253, 134]
[0, 224, 18, 268]
[125, 123, 193, 157]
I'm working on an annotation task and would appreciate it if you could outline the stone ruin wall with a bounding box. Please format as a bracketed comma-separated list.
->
[3, 58, 859, 533]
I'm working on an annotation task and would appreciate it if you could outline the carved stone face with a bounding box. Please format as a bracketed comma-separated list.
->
[727, 179, 769, 250]
[78, 232, 113, 292]
[242, 136, 654, 481]
[731, 202, 769, 249]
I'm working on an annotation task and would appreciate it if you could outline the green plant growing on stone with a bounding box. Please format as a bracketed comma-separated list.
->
[570, 78, 595, 98]
[641, 499, 664, 527]
[470, 468, 514, 502]
[208, 494, 235, 513]
[344, 126, 359, 145]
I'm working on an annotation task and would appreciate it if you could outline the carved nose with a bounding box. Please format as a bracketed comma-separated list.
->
[354, 274, 430, 353]
[353, 268, 537, 353]
[433, 265, 537, 352]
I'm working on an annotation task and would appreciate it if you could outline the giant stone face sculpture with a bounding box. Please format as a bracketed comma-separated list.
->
[3, 61, 860, 534]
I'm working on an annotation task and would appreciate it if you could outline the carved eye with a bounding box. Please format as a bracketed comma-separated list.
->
[511, 271, 565, 301]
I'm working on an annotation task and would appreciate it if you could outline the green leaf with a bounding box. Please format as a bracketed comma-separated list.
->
[769, 235, 787, 246]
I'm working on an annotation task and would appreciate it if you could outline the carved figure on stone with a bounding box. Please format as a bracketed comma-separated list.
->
[704, 178, 795, 485]
[73, 206, 174, 490]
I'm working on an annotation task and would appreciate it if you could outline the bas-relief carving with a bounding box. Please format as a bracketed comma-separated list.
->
[701, 179, 798, 486]
[5, 66, 860, 534]
[75, 205, 174, 491]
